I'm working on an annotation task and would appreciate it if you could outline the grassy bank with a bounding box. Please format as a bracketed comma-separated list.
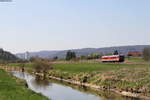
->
[49, 63, 150, 97]
[0, 69, 48, 100]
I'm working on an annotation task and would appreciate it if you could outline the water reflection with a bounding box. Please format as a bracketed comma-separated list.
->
[50, 79, 142, 100]
[31, 75, 51, 89]
[11, 72, 144, 100]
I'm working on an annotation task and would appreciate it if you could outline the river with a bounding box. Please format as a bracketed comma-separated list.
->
[11, 71, 143, 100]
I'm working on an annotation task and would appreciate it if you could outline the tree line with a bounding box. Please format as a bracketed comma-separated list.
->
[65, 50, 103, 60]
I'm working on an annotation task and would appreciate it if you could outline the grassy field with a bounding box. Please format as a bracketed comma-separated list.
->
[53, 63, 150, 73]
[126, 57, 150, 63]
[0, 69, 48, 100]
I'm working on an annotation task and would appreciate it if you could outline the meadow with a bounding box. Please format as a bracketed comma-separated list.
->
[53, 63, 150, 73]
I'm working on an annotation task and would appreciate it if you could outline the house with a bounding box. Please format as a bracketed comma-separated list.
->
[127, 51, 142, 57]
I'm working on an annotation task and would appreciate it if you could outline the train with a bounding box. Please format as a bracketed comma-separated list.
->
[101, 55, 125, 62]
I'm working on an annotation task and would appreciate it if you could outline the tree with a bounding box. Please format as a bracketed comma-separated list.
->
[66, 50, 71, 60]
[143, 48, 150, 61]
[87, 53, 101, 59]
[53, 56, 58, 60]
[33, 59, 53, 78]
[30, 57, 36, 62]
[71, 52, 76, 59]
[66, 50, 76, 60]
[81, 55, 86, 59]
[113, 50, 119, 55]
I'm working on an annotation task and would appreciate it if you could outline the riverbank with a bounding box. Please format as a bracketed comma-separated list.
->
[48, 74, 150, 100]
[0, 69, 49, 100]
[48, 63, 150, 99]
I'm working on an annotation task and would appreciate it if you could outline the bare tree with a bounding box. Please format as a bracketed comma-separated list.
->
[33, 58, 53, 78]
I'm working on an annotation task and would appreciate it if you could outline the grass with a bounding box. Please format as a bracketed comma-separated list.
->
[49, 62, 150, 95]
[126, 57, 150, 63]
[53, 63, 150, 73]
[0, 69, 48, 100]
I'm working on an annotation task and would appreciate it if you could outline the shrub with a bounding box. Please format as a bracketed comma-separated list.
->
[33, 58, 53, 76]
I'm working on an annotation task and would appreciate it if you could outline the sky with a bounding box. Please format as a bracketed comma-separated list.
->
[0, 0, 150, 53]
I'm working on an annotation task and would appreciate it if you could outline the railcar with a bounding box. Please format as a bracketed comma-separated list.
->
[101, 55, 125, 62]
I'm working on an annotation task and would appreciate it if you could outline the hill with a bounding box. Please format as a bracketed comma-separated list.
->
[0, 49, 18, 62]
[16, 45, 150, 59]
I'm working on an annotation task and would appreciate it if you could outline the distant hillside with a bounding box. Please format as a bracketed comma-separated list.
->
[16, 45, 150, 59]
[0, 49, 18, 62]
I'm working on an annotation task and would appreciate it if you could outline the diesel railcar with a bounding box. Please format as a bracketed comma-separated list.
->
[101, 55, 125, 62]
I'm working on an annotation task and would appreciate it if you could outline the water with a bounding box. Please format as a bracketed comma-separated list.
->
[11, 71, 142, 100]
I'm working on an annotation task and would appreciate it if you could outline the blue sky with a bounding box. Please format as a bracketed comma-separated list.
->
[0, 0, 150, 53]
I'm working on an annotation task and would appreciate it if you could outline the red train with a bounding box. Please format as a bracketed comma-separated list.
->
[101, 55, 125, 62]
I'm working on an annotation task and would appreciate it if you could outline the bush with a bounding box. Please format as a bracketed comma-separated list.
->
[33, 59, 53, 74]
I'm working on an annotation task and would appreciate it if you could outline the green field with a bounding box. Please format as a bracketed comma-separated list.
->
[0, 69, 48, 100]
[53, 63, 150, 72]
[126, 57, 150, 63]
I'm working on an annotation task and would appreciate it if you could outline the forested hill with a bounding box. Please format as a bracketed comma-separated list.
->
[0, 49, 18, 62]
